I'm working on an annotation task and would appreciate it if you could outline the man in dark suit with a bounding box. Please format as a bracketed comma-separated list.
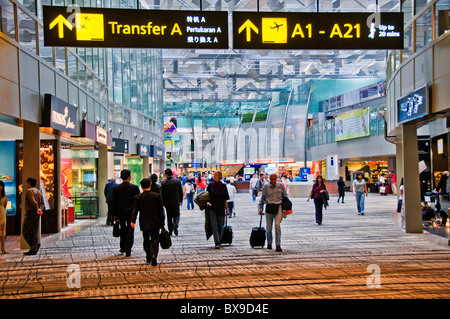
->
[113, 169, 140, 257]
[104, 178, 117, 226]
[161, 168, 183, 236]
[131, 178, 165, 266]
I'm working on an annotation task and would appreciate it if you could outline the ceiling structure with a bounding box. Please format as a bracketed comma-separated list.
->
[139, 0, 401, 116]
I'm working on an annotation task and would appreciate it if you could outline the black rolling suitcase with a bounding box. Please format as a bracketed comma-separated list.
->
[250, 215, 266, 248]
[221, 216, 233, 245]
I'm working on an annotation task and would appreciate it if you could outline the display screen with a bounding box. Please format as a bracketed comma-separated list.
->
[397, 85, 429, 124]
[233, 12, 403, 50]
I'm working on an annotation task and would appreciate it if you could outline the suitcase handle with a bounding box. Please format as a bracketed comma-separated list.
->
[259, 214, 263, 229]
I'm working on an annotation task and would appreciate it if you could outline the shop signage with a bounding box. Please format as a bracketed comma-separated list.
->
[43, 94, 78, 135]
[233, 12, 403, 50]
[397, 85, 429, 125]
[151, 145, 165, 160]
[82, 119, 111, 146]
[110, 138, 129, 153]
[96, 126, 108, 145]
[137, 143, 150, 156]
[43, 5, 228, 49]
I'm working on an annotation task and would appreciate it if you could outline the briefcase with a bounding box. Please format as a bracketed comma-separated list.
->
[160, 228, 172, 249]
[112, 221, 120, 238]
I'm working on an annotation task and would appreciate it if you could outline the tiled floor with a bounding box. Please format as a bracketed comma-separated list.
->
[0, 193, 449, 299]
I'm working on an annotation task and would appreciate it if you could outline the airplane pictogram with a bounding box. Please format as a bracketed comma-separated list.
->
[270, 22, 284, 32]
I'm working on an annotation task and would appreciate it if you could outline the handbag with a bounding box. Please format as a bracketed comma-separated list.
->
[265, 203, 280, 214]
[159, 228, 172, 249]
[379, 186, 386, 194]
[112, 221, 120, 238]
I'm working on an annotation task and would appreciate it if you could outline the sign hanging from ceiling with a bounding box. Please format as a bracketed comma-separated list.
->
[232, 12, 404, 50]
[43, 6, 229, 49]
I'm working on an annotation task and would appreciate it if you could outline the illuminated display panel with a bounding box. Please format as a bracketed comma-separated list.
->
[397, 85, 429, 125]
[233, 12, 404, 50]
[43, 6, 229, 49]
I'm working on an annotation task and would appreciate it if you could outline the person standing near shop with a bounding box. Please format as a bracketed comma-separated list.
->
[22, 177, 45, 256]
[307, 175, 327, 225]
[113, 169, 140, 257]
[225, 179, 237, 217]
[131, 178, 165, 266]
[353, 173, 368, 216]
[161, 168, 183, 236]
[0, 181, 8, 254]
[259, 173, 287, 251]
[206, 171, 230, 249]
[250, 173, 259, 201]
[337, 176, 345, 203]
[389, 171, 398, 196]
[104, 178, 117, 226]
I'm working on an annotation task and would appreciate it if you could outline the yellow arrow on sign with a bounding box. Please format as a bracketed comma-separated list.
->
[49, 14, 73, 38]
[238, 19, 259, 42]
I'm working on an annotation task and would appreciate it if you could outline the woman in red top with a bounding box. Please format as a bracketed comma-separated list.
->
[197, 173, 207, 193]
[307, 175, 327, 225]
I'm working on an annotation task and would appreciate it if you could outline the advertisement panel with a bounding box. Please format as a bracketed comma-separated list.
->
[334, 108, 370, 141]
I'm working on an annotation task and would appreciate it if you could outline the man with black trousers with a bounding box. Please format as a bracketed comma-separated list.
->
[113, 169, 140, 257]
[131, 178, 165, 266]
[161, 168, 183, 236]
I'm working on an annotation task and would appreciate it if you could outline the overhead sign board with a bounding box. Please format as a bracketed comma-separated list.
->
[233, 12, 403, 50]
[43, 6, 228, 49]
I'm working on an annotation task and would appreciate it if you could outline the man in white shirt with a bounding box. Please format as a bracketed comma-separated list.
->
[225, 179, 237, 217]
[250, 174, 259, 201]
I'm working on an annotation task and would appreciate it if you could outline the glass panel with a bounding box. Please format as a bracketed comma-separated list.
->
[78, 60, 86, 89]
[402, 0, 413, 24]
[416, 6, 433, 51]
[38, 23, 53, 64]
[403, 25, 413, 60]
[67, 50, 77, 82]
[436, 1, 450, 37]
[415, 0, 433, 14]
[17, 0, 35, 15]
[112, 48, 122, 104]
[18, 8, 36, 53]
[0, 1, 16, 40]
[54, 47, 66, 73]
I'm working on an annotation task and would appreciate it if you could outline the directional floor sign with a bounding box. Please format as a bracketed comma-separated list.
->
[43, 6, 228, 49]
[233, 12, 403, 50]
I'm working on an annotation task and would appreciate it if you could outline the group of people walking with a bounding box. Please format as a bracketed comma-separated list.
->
[107, 168, 183, 265]
[6, 168, 393, 265]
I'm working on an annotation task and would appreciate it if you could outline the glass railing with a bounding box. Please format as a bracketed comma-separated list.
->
[0, 0, 108, 106]
[387, 0, 450, 83]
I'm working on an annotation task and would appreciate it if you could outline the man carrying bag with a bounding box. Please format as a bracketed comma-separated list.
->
[131, 178, 165, 266]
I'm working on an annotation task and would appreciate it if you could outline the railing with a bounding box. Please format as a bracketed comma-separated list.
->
[386, 0, 450, 83]
[0, 0, 108, 106]
[70, 196, 99, 219]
